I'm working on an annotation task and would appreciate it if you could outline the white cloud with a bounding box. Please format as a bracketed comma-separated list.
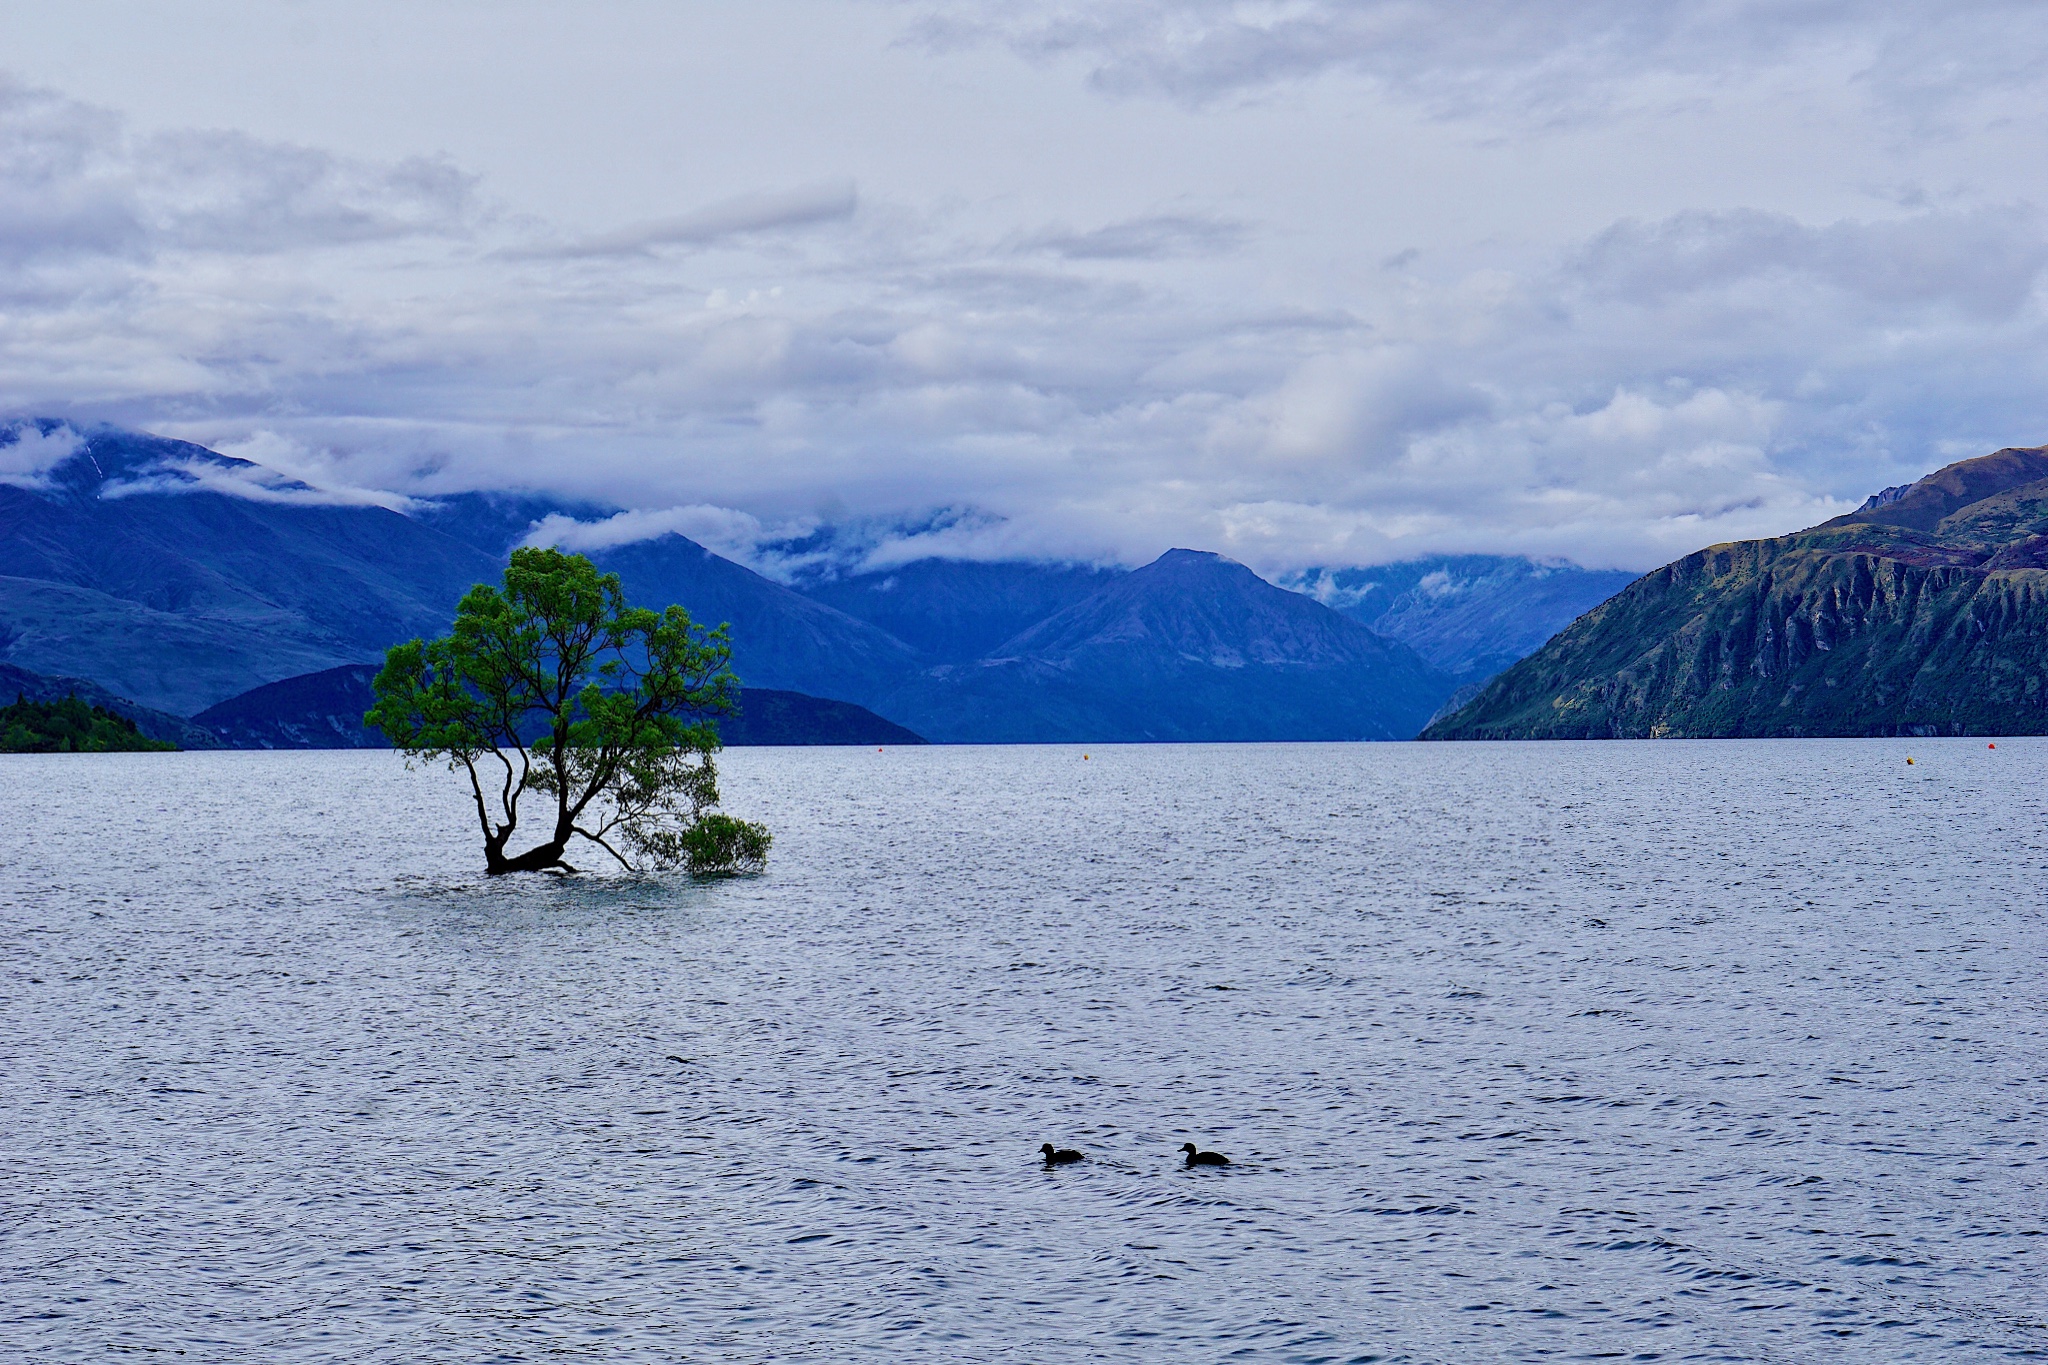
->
[1018, 213, 1247, 261]
[0, 420, 418, 507]
[4, 5, 2048, 576]
[895, 1, 2048, 122]
[527, 181, 860, 259]
[200, 431, 424, 510]
[1570, 206, 2048, 319]
[138, 129, 474, 254]
[520, 500, 1117, 583]
[524, 505, 790, 561]
[0, 420, 84, 487]
[0, 76, 473, 272]
[99, 455, 421, 509]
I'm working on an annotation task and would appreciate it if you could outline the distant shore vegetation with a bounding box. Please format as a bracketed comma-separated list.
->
[1, 695, 176, 753]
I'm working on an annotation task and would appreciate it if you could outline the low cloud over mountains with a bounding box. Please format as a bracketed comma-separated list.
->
[0, 424, 1635, 740]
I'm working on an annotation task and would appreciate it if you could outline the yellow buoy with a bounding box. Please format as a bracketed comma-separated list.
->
[1907, 757, 1915, 765]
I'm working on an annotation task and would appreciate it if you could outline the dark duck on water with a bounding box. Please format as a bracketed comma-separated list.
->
[1040, 1143, 1085, 1165]
[1181, 1142, 1230, 1167]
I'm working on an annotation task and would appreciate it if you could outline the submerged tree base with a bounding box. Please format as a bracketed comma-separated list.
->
[480, 813, 770, 877]
[484, 843, 577, 876]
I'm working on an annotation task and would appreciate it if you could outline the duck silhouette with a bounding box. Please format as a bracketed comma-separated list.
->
[1040, 1143, 1085, 1165]
[1181, 1142, 1230, 1167]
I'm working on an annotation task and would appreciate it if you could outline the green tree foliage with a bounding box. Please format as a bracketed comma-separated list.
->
[365, 548, 772, 875]
[0, 695, 176, 753]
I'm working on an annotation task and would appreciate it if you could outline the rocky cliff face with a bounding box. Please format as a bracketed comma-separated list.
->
[1425, 445, 2048, 739]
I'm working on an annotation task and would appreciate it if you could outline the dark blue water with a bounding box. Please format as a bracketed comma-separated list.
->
[3, 741, 2044, 1362]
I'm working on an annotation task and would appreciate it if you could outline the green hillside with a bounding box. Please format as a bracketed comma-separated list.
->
[1425, 445, 2048, 739]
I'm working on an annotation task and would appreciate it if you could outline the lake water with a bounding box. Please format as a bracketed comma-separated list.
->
[3, 741, 2045, 1363]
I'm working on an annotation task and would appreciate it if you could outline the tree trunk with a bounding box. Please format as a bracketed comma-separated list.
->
[484, 838, 572, 875]
[478, 788, 578, 875]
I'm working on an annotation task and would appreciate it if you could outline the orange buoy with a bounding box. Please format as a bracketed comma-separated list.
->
[1989, 742, 1997, 749]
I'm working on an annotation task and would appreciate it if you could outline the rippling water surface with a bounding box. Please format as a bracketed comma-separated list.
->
[4, 741, 2046, 1362]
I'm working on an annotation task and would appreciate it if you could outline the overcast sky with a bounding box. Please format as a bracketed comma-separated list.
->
[4, 1, 2048, 574]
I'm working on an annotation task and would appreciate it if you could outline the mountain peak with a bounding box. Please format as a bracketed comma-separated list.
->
[1142, 547, 1251, 577]
[882, 544, 1453, 741]
[1830, 444, 2048, 535]
[994, 544, 1438, 673]
[29, 423, 271, 503]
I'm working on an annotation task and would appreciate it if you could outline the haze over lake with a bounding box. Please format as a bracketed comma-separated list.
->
[5, 742, 2045, 1362]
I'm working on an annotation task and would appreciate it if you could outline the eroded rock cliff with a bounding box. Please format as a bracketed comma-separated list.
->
[1426, 446, 2048, 738]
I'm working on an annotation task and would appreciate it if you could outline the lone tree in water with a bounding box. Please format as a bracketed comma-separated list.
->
[366, 547, 771, 876]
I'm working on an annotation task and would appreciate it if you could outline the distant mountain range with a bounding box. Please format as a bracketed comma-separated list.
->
[1, 421, 1638, 742]
[800, 559, 1124, 663]
[873, 550, 1450, 741]
[593, 534, 925, 710]
[1281, 556, 1639, 681]
[192, 665, 923, 749]
[0, 424, 500, 715]
[1428, 444, 2048, 739]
